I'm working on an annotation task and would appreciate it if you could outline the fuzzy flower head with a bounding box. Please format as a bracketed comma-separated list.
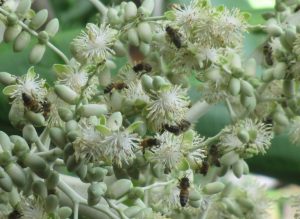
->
[146, 85, 190, 130]
[219, 119, 273, 158]
[17, 196, 48, 219]
[71, 23, 117, 63]
[123, 79, 150, 104]
[4, 67, 47, 103]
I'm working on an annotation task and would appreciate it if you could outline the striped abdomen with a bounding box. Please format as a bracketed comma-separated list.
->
[179, 189, 189, 207]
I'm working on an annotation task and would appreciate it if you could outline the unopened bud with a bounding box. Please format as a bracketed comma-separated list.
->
[66, 155, 83, 172]
[219, 151, 239, 167]
[262, 68, 274, 82]
[87, 167, 108, 182]
[106, 179, 133, 199]
[0, 72, 16, 86]
[46, 171, 59, 189]
[13, 30, 31, 52]
[45, 18, 59, 37]
[237, 129, 249, 143]
[22, 124, 39, 143]
[203, 182, 225, 195]
[54, 85, 79, 105]
[152, 76, 168, 90]
[232, 160, 244, 178]
[29, 43, 46, 64]
[229, 77, 240, 96]
[107, 112, 122, 131]
[137, 22, 152, 43]
[78, 104, 108, 117]
[0, 131, 13, 152]
[128, 187, 144, 200]
[58, 107, 73, 122]
[125, 2, 138, 21]
[112, 40, 127, 57]
[141, 74, 153, 92]
[22, 153, 50, 178]
[5, 163, 26, 188]
[29, 9, 48, 30]
[45, 194, 59, 213]
[240, 80, 254, 97]
[16, 0, 31, 17]
[88, 182, 107, 206]
[58, 207, 72, 219]
[4, 25, 22, 42]
[24, 111, 45, 127]
[189, 200, 201, 208]
[273, 112, 289, 126]
[273, 62, 286, 79]
[236, 197, 254, 210]
[32, 180, 47, 198]
[140, 0, 155, 15]
[189, 190, 201, 201]
[223, 198, 243, 217]
[0, 167, 13, 192]
[127, 28, 139, 46]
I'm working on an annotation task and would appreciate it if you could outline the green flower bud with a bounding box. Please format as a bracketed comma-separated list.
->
[0, 131, 13, 152]
[57, 107, 73, 122]
[220, 183, 233, 198]
[66, 155, 83, 172]
[230, 53, 242, 70]
[139, 42, 150, 56]
[67, 130, 80, 142]
[65, 120, 78, 132]
[76, 164, 88, 180]
[112, 40, 127, 57]
[137, 22, 152, 43]
[22, 124, 39, 143]
[140, 0, 155, 15]
[16, 0, 31, 17]
[78, 104, 108, 117]
[152, 76, 168, 90]
[223, 198, 243, 217]
[124, 206, 142, 218]
[189, 190, 201, 201]
[4, 25, 22, 42]
[46, 171, 59, 189]
[9, 187, 21, 207]
[0, 167, 13, 192]
[244, 58, 256, 77]
[5, 163, 26, 188]
[45, 18, 59, 37]
[273, 112, 289, 126]
[127, 28, 140, 46]
[37, 31, 49, 44]
[240, 95, 256, 111]
[29, 43, 46, 64]
[220, 151, 239, 167]
[265, 24, 283, 37]
[273, 62, 286, 79]
[22, 153, 50, 178]
[125, 2, 138, 21]
[63, 143, 75, 160]
[189, 200, 201, 208]
[29, 9, 48, 30]
[88, 182, 107, 206]
[110, 92, 123, 111]
[106, 179, 133, 199]
[13, 30, 31, 52]
[98, 69, 111, 88]
[9, 101, 26, 129]
[54, 85, 79, 105]
[262, 68, 274, 82]
[87, 167, 108, 182]
[24, 111, 45, 127]
[242, 160, 249, 174]
[232, 160, 244, 178]
[229, 77, 240, 96]
[236, 197, 254, 210]
[283, 79, 295, 98]
[32, 180, 48, 198]
[49, 127, 66, 148]
[237, 129, 249, 143]
[7, 13, 18, 26]
[0, 72, 17, 85]
[285, 28, 297, 48]
[128, 187, 144, 200]
[151, 163, 164, 178]
[141, 74, 153, 92]
[12, 139, 30, 157]
[240, 80, 254, 97]
[205, 68, 221, 82]
[45, 194, 59, 213]
[203, 182, 225, 195]
[58, 207, 73, 219]
[107, 112, 122, 131]
[107, 8, 122, 25]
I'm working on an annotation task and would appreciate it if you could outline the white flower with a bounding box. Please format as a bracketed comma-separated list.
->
[101, 130, 140, 167]
[148, 132, 184, 171]
[73, 118, 104, 162]
[18, 196, 48, 219]
[123, 80, 150, 103]
[146, 85, 190, 130]
[289, 117, 300, 145]
[72, 23, 117, 62]
[219, 119, 273, 157]
[200, 81, 229, 104]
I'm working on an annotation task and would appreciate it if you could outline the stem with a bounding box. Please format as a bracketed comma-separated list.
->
[106, 199, 129, 219]
[140, 180, 174, 191]
[0, 7, 69, 64]
[142, 15, 166, 21]
[88, 0, 108, 16]
[115, 195, 128, 205]
[74, 202, 79, 219]
[185, 101, 212, 122]
[189, 130, 224, 152]
[35, 139, 47, 152]
[225, 99, 237, 122]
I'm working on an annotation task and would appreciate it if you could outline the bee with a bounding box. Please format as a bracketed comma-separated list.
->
[104, 82, 128, 94]
[262, 43, 273, 66]
[166, 26, 182, 49]
[133, 0, 142, 7]
[140, 137, 161, 154]
[8, 210, 22, 219]
[197, 159, 209, 176]
[295, 5, 300, 12]
[163, 120, 191, 135]
[41, 98, 51, 119]
[208, 144, 221, 167]
[22, 92, 42, 113]
[132, 62, 152, 75]
[178, 177, 190, 207]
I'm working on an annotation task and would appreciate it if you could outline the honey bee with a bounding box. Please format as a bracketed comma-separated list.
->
[132, 62, 152, 75]
[208, 144, 221, 167]
[196, 159, 209, 176]
[166, 26, 182, 49]
[163, 120, 191, 135]
[8, 210, 22, 219]
[41, 98, 51, 119]
[140, 137, 161, 154]
[104, 82, 128, 94]
[178, 177, 190, 207]
[22, 92, 42, 113]
[263, 43, 273, 66]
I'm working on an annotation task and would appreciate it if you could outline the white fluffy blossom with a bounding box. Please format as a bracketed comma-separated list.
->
[72, 23, 117, 62]
[123, 80, 150, 103]
[18, 197, 48, 219]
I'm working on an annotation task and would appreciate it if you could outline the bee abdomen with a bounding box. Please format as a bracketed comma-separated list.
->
[179, 189, 189, 207]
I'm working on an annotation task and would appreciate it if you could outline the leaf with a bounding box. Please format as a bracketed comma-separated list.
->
[98, 114, 106, 125]
[216, 5, 225, 12]
[2, 85, 17, 96]
[177, 158, 190, 171]
[242, 12, 252, 21]
[164, 11, 176, 21]
[52, 64, 72, 77]
[126, 121, 143, 133]
[27, 66, 36, 78]
[96, 125, 111, 136]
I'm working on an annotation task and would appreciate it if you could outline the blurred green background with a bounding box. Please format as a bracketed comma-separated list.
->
[0, 0, 299, 186]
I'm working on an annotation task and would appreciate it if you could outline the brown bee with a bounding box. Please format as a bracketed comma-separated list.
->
[8, 210, 22, 219]
[166, 26, 182, 49]
[41, 98, 51, 119]
[178, 177, 190, 207]
[22, 92, 42, 113]
[104, 82, 128, 94]
[163, 120, 191, 135]
[132, 62, 152, 75]
[263, 43, 273, 66]
[198, 159, 209, 176]
[140, 137, 161, 154]
[208, 144, 221, 167]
